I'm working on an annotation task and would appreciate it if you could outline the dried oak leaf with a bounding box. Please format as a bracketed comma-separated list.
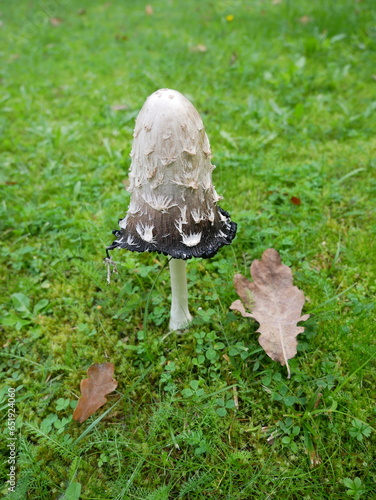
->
[73, 362, 118, 423]
[230, 248, 309, 378]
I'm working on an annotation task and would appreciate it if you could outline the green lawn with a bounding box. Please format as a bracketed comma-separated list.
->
[1, 0, 375, 499]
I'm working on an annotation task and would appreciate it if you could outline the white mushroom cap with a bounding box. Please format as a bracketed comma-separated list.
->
[108, 89, 236, 259]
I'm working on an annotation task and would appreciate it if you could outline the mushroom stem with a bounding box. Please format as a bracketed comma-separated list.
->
[169, 258, 192, 331]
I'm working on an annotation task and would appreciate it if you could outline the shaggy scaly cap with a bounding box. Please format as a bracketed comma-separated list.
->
[107, 88, 236, 259]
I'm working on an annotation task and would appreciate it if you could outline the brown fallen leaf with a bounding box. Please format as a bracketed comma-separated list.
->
[145, 4, 153, 15]
[111, 104, 129, 111]
[190, 44, 208, 52]
[50, 17, 63, 26]
[291, 196, 301, 205]
[73, 362, 118, 423]
[230, 248, 309, 378]
[115, 34, 128, 41]
[299, 15, 312, 24]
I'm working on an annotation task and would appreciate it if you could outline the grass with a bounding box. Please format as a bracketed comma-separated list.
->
[0, 0, 375, 498]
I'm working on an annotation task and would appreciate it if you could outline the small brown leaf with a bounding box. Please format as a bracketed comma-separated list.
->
[291, 196, 301, 205]
[111, 104, 129, 111]
[50, 17, 63, 26]
[73, 363, 118, 423]
[231, 249, 309, 378]
[115, 34, 128, 41]
[299, 15, 312, 24]
[190, 44, 207, 52]
[145, 4, 153, 15]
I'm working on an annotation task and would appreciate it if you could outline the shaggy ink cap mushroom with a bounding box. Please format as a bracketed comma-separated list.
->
[107, 88, 237, 260]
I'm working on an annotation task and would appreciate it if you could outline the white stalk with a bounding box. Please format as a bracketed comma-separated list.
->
[169, 258, 192, 330]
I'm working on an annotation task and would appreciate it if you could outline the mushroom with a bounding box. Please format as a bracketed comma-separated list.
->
[106, 88, 237, 330]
